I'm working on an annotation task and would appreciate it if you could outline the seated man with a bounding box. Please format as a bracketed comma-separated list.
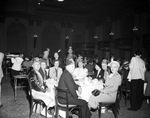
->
[73, 60, 88, 81]
[49, 60, 63, 81]
[88, 61, 122, 109]
[39, 60, 49, 81]
[28, 59, 55, 117]
[58, 58, 91, 118]
[85, 59, 101, 79]
[22, 57, 32, 74]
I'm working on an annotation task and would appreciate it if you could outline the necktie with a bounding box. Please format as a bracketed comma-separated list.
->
[36, 71, 43, 85]
[43, 69, 46, 80]
[55, 68, 58, 77]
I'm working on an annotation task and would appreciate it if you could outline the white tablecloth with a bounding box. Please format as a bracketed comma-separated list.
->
[78, 79, 103, 102]
[45, 79, 65, 118]
[45, 79, 58, 93]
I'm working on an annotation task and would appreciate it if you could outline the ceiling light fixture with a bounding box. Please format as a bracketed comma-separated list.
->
[94, 35, 98, 39]
[57, 0, 64, 2]
[66, 36, 69, 39]
[34, 34, 38, 38]
[133, 26, 138, 31]
[109, 31, 114, 36]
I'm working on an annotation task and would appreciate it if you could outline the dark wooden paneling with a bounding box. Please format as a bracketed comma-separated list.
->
[6, 22, 27, 55]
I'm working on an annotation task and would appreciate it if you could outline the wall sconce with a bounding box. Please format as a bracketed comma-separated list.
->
[109, 31, 114, 36]
[34, 34, 38, 38]
[65, 36, 69, 49]
[94, 35, 98, 39]
[133, 26, 138, 31]
[66, 36, 69, 39]
[37, 0, 44, 5]
[58, 0, 64, 2]
[34, 34, 38, 48]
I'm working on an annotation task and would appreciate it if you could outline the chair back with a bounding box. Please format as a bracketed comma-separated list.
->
[115, 86, 121, 113]
[98, 86, 121, 118]
[55, 86, 79, 118]
[26, 75, 48, 118]
[116, 86, 121, 102]
[54, 86, 69, 108]
[26, 76, 34, 106]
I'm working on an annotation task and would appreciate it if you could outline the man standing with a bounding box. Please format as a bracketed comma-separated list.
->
[43, 48, 50, 68]
[58, 58, 90, 118]
[0, 52, 4, 108]
[127, 50, 146, 111]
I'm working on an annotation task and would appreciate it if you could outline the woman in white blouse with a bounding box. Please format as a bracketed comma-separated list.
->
[73, 61, 88, 81]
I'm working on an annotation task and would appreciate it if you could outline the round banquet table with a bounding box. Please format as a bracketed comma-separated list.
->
[77, 79, 104, 102]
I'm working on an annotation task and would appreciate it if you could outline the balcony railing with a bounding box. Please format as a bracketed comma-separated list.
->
[117, 38, 133, 50]
[72, 43, 95, 50]
[97, 41, 111, 50]
[97, 38, 133, 50]
[72, 43, 95, 57]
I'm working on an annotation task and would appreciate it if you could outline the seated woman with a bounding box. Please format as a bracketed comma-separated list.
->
[97, 59, 110, 82]
[88, 61, 122, 109]
[65, 46, 77, 66]
[73, 60, 88, 81]
[50, 51, 63, 68]
[28, 58, 55, 117]
[49, 60, 63, 82]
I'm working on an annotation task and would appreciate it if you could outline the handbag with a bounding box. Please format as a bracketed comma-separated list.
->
[92, 89, 100, 96]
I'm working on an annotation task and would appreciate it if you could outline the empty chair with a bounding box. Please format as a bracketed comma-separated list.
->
[13, 74, 28, 101]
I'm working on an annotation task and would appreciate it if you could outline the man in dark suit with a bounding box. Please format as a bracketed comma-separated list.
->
[58, 58, 90, 118]
[39, 60, 49, 81]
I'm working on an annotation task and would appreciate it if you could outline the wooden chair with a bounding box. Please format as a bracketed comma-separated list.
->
[13, 74, 28, 101]
[98, 86, 121, 118]
[121, 79, 131, 106]
[120, 68, 131, 106]
[54, 86, 81, 118]
[27, 78, 48, 118]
